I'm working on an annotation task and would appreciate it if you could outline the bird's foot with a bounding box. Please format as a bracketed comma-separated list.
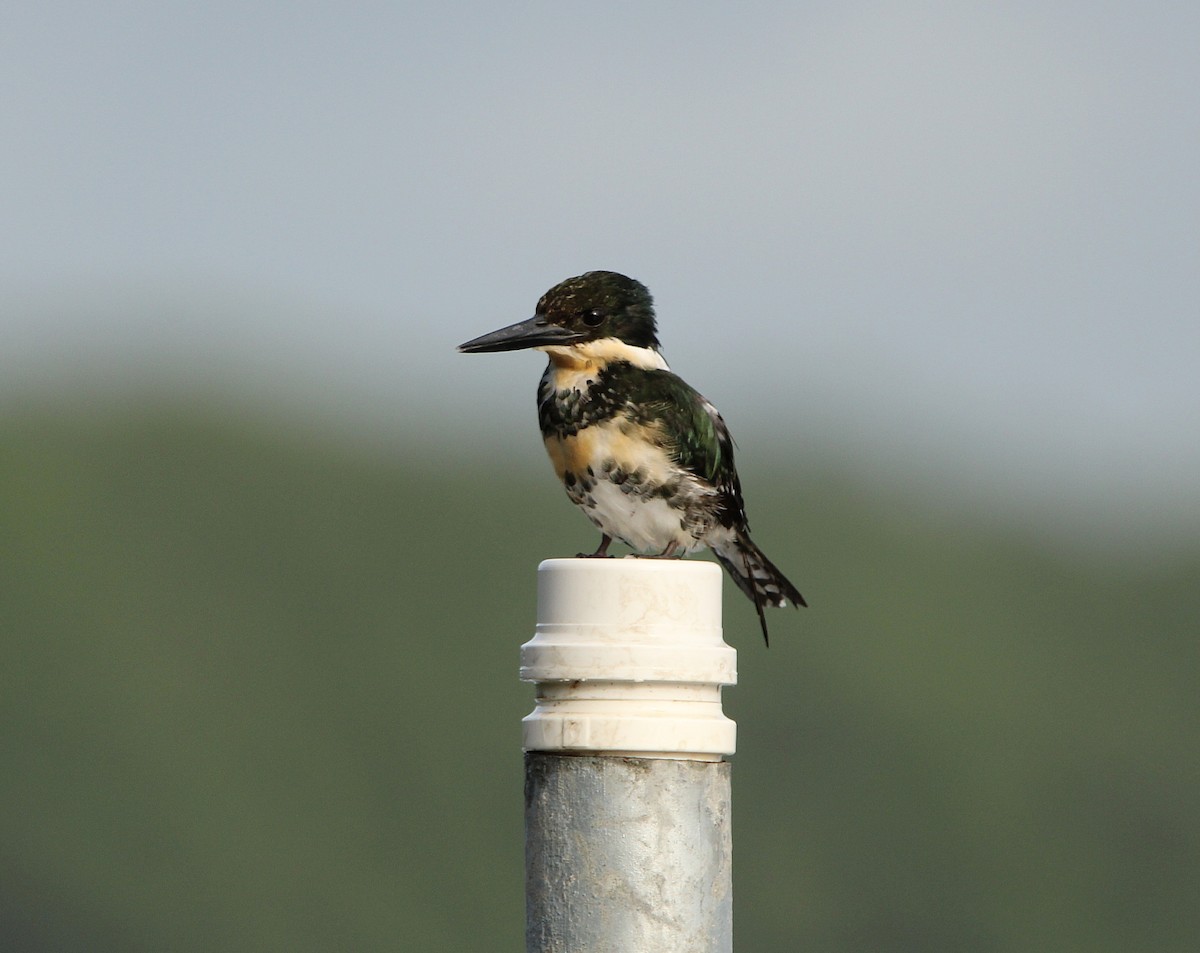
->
[576, 534, 614, 558]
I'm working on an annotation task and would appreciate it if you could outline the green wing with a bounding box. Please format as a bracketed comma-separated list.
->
[621, 368, 749, 528]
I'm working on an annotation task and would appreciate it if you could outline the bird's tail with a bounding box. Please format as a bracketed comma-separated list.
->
[713, 532, 806, 646]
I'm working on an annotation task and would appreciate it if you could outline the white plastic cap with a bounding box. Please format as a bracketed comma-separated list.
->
[520, 558, 737, 761]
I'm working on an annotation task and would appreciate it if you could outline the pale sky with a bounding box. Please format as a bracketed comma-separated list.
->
[3, 2, 1198, 533]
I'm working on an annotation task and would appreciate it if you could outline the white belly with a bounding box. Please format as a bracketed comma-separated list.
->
[581, 478, 706, 554]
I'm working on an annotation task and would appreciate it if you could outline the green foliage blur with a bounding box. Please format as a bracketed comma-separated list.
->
[2, 398, 1196, 952]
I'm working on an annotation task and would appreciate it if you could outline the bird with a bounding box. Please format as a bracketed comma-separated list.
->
[457, 270, 805, 645]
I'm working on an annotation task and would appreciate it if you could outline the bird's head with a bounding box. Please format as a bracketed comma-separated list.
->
[457, 271, 660, 356]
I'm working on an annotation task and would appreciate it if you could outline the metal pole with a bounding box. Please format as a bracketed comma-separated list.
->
[521, 558, 737, 953]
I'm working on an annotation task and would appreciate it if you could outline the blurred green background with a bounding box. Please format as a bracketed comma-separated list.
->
[2, 393, 1196, 952]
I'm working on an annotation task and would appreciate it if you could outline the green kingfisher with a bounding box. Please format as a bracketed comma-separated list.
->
[458, 270, 806, 644]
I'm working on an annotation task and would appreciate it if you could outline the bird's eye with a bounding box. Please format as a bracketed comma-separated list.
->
[582, 309, 605, 328]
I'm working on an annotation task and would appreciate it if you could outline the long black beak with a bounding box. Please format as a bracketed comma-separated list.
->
[457, 315, 585, 353]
